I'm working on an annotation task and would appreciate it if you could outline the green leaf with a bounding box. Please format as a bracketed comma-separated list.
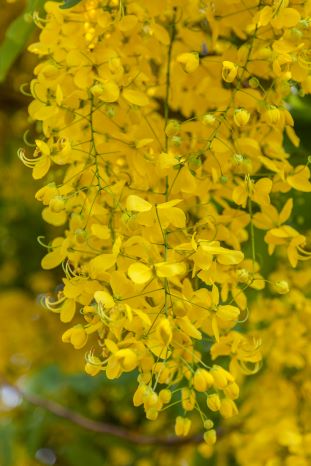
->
[0, 0, 45, 83]
[0, 422, 15, 466]
[60, 0, 83, 9]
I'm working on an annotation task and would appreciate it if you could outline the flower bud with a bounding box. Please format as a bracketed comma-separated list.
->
[220, 398, 238, 419]
[202, 113, 216, 126]
[49, 196, 65, 213]
[263, 106, 280, 124]
[233, 108, 250, 127]
[274, 280, 290, 294]
[207, 393, 221, 412]
[145, 407, 158, 421]
[133, 384, 148, 407]
[175, 416, 191, 436]
[224, 382, 240, 400]
[203, 419, 214, 430]
[222, 61, 238, 83]
[143, 388, 158, 408]
[203, 429, 217, 445]
[159, 389, 172, 404]
[193, 368, 214, 392]
[62, 325, 88, 349]
[211, 365, 234, 389]
[181, 387, 196, 411]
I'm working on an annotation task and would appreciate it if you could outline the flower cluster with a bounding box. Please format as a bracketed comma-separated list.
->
[217, 263, 311, 466]
[22, 0, 311, 441]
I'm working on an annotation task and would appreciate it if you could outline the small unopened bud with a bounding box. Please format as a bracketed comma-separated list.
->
[159, 389, 172, 404]
[181, 387, 196, 411]
[202, 113, 216, 126]
[193, 368, 214, 392]
[233, 108, 250, 127]
[274, 280, 290, 294]
[145, 407, 158, 421]
[222, 61, 238, 83]
[203, 429, 217, 445]
[233, 153, 244, 164]
[49, 196, 65, 213]
[237, 268, 250, 283]
[263, 106, 280, 125]
[207, 393, 221, 412]
[203, 419, 214, 430]
[175, 416, 191, 436]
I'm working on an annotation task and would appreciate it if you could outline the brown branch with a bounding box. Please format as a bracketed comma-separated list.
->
[0, 377, 203, 446]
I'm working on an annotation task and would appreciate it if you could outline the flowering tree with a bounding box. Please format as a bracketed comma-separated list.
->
[1, 0, 311, 465]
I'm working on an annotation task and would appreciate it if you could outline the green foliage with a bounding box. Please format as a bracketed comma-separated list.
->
[0, 0, 44, 83]
[60, 0, 83, 9]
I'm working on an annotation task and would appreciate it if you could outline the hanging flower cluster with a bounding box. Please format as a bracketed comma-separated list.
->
[21, 0, 311, 441]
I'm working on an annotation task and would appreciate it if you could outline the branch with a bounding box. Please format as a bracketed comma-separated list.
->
[0, 377, 203, 446]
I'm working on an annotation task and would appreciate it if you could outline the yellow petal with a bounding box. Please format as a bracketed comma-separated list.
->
[128, 262, 152, 284]
[123, 89, 149, 106]
[287, 166, 311, 192]
[35, 140, 50, 155]
[176, 52, 199, 73]
[212, 316, 219, 342]
[286, 126, 300, 147]
[41, 250, 65, 270]
[216, 305, 240, 321]
[232, 186, 247, 205]
[155, 261, 186, 278]
[32, 156, 51, 180]
[157, 199, 182, 209]
[152, 23, 170, 45]
[42, 207, 67, 226]
[177, 316, 202, 340]
[99, 80, 120, 102]
[60, 299, 76, 323]
[279, 198, 293, 224]
[255, 178, 272, 193]
[269, 225, 298, 238]
[118, 15, 138, 32]
[126, 195, 152, 212]
[94, 290, 115, 309]
[91, 224, 111, 240]
[89, 254, 116, 279]
[217, 251, 244, 265]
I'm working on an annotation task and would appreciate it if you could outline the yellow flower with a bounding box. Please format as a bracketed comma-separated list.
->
[233, 108, 250, 127]
[176, 52, 199, 73]
[222, 61, 238, 82]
